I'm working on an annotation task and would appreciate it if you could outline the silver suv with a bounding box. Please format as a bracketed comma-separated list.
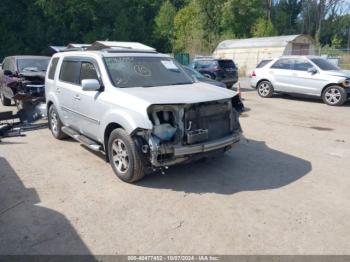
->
[250, 56, 350, 106]
[45, 44, 242, 183]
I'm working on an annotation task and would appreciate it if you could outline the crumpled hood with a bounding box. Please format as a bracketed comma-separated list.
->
[322, 70, 350, 78]
[118, 82, 237, 105]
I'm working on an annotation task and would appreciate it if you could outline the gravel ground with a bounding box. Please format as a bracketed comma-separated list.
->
[1, 79, 350, 255]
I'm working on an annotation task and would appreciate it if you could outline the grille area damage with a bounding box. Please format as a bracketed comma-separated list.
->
[135, 97, 242, 168]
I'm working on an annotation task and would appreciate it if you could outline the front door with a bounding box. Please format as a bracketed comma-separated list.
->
[289, 58, 325, 96]
[74, 60, 102, 141]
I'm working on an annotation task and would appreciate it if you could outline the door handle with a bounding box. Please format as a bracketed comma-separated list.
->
[74, 94, 81, 101]
[55, 87, 60, 94]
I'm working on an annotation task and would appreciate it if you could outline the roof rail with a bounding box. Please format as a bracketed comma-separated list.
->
[101, 48, 157, 54]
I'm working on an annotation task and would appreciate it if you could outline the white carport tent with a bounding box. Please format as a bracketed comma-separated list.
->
[213, 35, 315, 76]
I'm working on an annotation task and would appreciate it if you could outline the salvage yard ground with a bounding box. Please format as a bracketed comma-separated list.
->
[1, 79, 350, 255]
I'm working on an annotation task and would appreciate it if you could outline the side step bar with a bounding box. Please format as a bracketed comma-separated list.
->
[62, 126, 103, 152]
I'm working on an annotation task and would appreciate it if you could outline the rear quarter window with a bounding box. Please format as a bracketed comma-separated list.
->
[48, 57, 59, 80]
[256, 60, 272, 68]
[59, 60, 80, 84]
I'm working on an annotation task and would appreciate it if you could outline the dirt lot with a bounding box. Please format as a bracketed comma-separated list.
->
[1, 80, 350, 255]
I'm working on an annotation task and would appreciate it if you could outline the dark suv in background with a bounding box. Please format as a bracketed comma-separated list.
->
[189, 57, 238, 88]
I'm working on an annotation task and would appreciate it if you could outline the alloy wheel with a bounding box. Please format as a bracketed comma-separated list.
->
[259, 83, 270, 97]
[50, 109, 59, 135]
[325, 88, 341, 105]
[111, 139, 130, 173]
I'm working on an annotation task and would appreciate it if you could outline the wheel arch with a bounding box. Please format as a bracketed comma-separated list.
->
[256, 79, 271, 89]
[321, 83, 343, 96]
[104, 122, 124, 162]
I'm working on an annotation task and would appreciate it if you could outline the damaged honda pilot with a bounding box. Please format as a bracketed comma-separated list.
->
[45, 43, 243, 183]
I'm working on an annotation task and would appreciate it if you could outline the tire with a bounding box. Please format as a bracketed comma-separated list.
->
[322, 85, 347, 106]
[48, 105, 67, 139]
[0, 91, 11, 106]
[203, 73, 214, 80]
[257, 81, 274, 98]
[108, 128, 146, 183]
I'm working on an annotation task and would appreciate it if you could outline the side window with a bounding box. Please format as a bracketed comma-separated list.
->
[271, 59, 293, 70]
[197, 60, 216, 69]
[80, 62, 98, 83]
[48, 57, 59, 80]
[2, 58, 9, 71]
[59, 60, 80, 84]
[293, 59, 314, 71]
[9, 59, 17, 73]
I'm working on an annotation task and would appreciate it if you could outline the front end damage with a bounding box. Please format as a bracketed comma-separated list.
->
[5, 71, 47, 122]
[135, 96, 243, 168]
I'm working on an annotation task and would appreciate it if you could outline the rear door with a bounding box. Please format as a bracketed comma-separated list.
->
[57, 58, 81, 128]
[269, 58, 294, 92]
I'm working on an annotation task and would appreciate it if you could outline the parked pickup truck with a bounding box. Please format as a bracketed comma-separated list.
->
[45, 43, 243, 183]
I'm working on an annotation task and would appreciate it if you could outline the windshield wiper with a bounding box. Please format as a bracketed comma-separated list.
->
[169, 82, 191, 85]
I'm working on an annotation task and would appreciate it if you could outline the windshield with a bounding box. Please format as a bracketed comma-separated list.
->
[17, 58, 50, 72]
[104, 56, 193, 88]
[310, 58, 340, 71]
[183, 66, 205, 80]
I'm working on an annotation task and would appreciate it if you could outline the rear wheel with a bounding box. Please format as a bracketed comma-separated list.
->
[322, 85, 347, 106]
[0, 91, 11, 106]
[257, 81, 274, 98]
[108, 128, 146, 183]
[48, 105, 67, 139]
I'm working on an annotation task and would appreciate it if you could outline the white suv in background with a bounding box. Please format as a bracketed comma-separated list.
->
[45, 43, 243, 183]
[251, 56, 350, 106]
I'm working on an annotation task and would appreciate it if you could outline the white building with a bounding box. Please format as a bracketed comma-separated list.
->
[213, 35, 315, 76]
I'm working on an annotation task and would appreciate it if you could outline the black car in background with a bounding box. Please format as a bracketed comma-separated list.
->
[189, 57, 238, 88]
[0, 56, 50, 106]
[183, 66, 226, 88]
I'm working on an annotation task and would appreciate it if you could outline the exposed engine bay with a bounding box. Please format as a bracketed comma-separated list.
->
[135, 97, 243, 168]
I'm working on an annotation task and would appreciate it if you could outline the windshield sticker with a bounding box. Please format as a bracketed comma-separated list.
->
[134, 64, 152, 77]
[161, 60, 179, 70]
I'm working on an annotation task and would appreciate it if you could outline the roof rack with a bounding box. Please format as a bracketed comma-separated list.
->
[50, 41, 157, 53]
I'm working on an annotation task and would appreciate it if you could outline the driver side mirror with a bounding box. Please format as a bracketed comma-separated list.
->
[81, 79, 101, 91]
[307, 67, 318, 75]
[3, 70, 13, 76]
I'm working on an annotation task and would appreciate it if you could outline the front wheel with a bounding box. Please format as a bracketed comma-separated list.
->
[108, 128, 146, 183]
[257, 81, 274, 98]
[322, 86, 347, 106]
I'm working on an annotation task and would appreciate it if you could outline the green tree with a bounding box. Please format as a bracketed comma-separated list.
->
[221, 0, 265, 38]
[251, 18, 277, 37]
[154, 0, 177, 52]
[173, 1, 203, 55]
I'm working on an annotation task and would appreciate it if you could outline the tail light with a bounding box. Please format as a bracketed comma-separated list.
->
[251, 71, 256, 77]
